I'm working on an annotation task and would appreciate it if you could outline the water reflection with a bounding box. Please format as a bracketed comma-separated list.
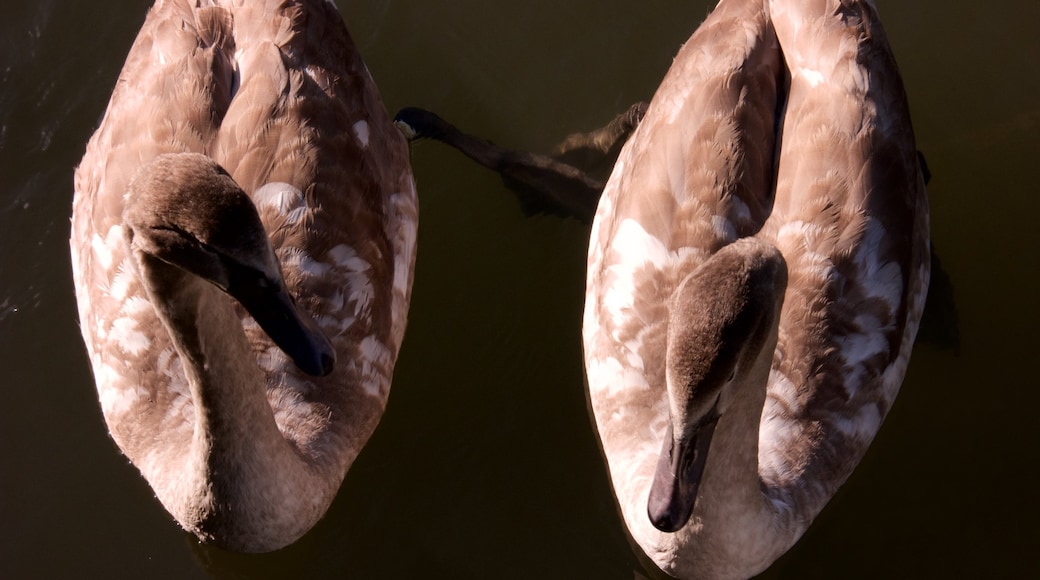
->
[1, 0, 1038, 579]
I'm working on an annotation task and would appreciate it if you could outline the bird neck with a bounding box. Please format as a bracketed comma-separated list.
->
[425, 117, 508, 170]
[656, 277, 792, 577]
[134, 251, 327, 552]
[664, 322, 795, 579]
[694, 345, 783, 572]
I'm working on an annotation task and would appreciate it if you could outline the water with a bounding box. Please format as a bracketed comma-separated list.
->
[1, 1, 1037, 578]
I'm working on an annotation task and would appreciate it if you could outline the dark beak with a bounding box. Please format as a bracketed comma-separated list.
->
[646, 416, 719, 532]
[231, 280, 336, 377]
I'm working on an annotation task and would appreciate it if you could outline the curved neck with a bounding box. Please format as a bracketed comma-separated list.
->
[651, 238, 798, 577]
[688, 356, 782, 575]
[134, 252, 328, 551]
[666, 323, 796, 579]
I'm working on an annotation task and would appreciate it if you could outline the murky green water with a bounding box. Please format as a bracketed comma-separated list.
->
[1, 1, 1037, 578]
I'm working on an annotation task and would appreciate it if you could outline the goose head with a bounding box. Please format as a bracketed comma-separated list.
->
[648, 237, 788, 532]
[394, 107, 453, 142]
[122, 152, 335, 377]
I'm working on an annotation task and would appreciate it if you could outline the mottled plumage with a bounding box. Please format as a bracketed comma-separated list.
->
[70, 0, 417, 552]
[582, 0, 929, 577]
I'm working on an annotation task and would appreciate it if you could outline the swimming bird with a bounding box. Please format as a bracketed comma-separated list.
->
[394, 103, 646, 221]
[70, 0, 417, 552]
[582, 0, 930, 577]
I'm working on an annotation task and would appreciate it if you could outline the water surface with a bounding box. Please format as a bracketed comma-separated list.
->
[1, 1, 1037, 578]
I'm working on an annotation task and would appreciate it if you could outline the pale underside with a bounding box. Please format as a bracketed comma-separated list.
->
[582, 0, 929, 577]
[70, 0, 417, 545]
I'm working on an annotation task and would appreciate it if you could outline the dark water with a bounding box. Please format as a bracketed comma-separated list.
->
[1, 1, 1037, 578]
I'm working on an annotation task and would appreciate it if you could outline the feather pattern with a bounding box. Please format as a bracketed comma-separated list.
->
[70, 0, 417, 552]
[582, 0, 928, 577]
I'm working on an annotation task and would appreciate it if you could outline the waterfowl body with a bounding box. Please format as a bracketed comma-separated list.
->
[582, 0, 929, 577]
[70, 0, 417, 552]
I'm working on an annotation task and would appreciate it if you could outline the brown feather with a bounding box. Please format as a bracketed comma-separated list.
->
[71, 0, 417, 552]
